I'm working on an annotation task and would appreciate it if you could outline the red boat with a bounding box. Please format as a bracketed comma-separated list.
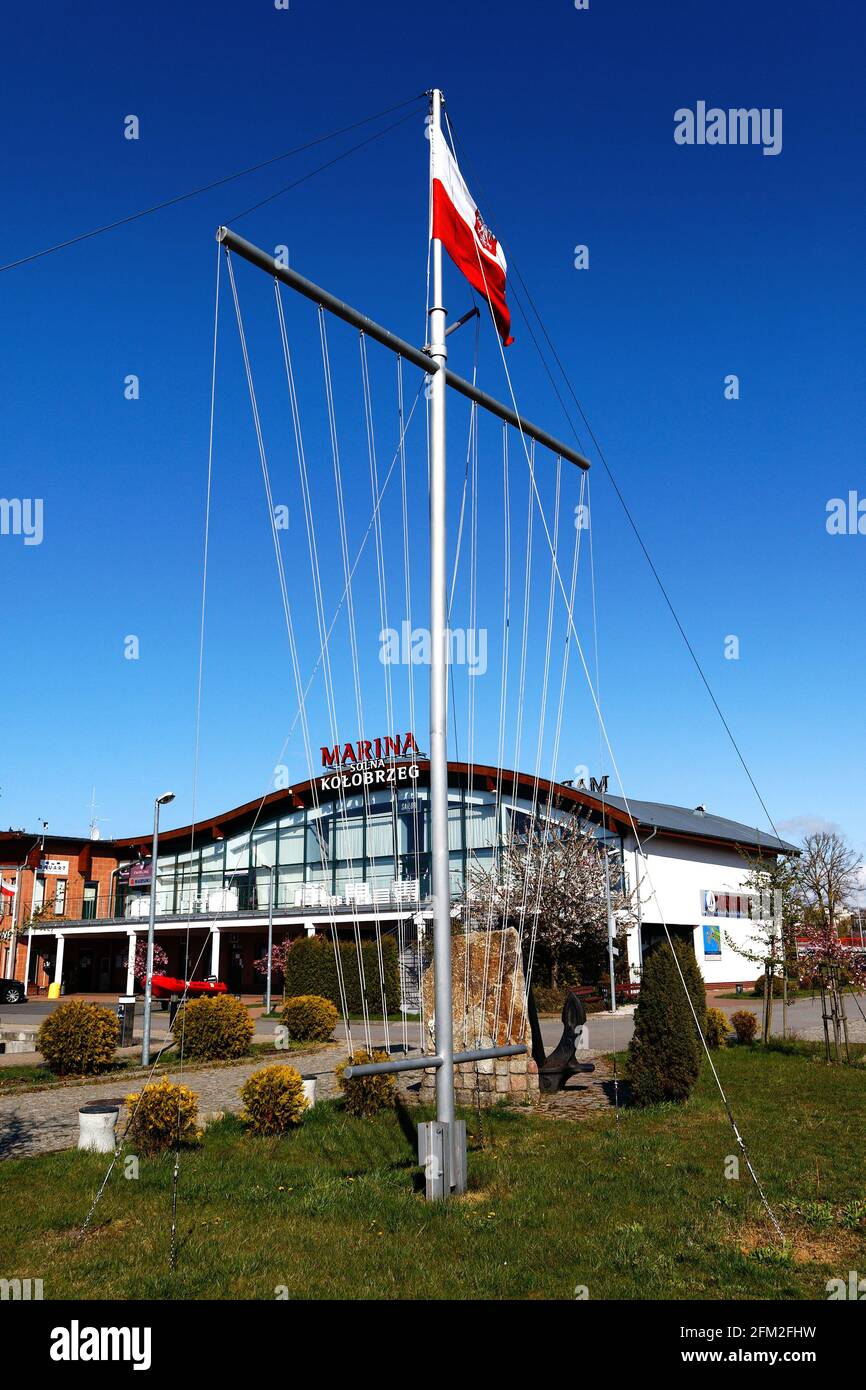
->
[150, 974, 228, 1000]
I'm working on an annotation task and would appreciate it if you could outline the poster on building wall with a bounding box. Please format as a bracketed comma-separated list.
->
[702, 923, 722, 957]
[39, 859, 69, 876]
[701, 889, 752, 919]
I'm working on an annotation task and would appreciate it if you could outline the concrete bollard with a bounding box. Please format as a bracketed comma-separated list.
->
[301, 1076, 317, 1108]
[78, 1104, 119, 1153]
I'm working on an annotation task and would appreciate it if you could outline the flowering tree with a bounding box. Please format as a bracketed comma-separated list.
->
[253, 939, 295, 979]
[460, 818, 636, 989]
[124, 939, 169, 985]
[796, 920, 866, 991]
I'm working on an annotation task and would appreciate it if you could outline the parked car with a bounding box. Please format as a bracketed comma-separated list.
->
[0, 977, 26, 1004]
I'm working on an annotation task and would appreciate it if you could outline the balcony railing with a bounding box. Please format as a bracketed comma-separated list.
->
[18, 878, 426, 930]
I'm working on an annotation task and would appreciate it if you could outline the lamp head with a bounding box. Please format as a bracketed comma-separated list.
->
[156, 792, 176, 807]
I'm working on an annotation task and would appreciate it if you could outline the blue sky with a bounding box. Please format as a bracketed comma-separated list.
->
[1, 0, 863, 868]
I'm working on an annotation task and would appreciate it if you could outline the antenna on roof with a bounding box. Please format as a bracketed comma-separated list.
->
[88, 786, 107, 840]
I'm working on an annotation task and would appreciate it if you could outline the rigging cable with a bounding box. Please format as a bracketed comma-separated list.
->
[458, 178, 785, 1243]
[274, 281, 355, 1040]
[225, 250, 353, 1047]
[444, 112, 784, 848]
[0, 95, 426, 276]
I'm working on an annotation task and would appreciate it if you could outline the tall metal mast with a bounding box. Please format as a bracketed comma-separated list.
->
[215, 88, 589, 1198]
[427, 88, 457, 1159]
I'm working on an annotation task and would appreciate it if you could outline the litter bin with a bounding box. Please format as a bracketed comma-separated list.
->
[116, 995, 136, 1047]
[78, 1103, 119, 1153]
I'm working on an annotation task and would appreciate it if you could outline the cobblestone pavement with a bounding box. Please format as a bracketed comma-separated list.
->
[0, 1047, 342, 1161]
[534, 1051, 626, 1117]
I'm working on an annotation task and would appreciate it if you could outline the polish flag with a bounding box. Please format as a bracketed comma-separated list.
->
[431, 125, 513, 345]
[1, 879, 14, 899]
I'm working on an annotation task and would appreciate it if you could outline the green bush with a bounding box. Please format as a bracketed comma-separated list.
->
[753, 973, 799, 1000]
[626, 940, 703, 1106]
[531, 986, 568, 1015]
[336, 1049, 396, 1118]
[280, 994, 338, 1042]
[240, 1065, 308, 1135]
[677, 941, 707, 1039]
[124, 1078, 201, 1155]
[37, 999, 118, 1076]
[174, 993, 254, 1060]
[705, 1007, 731, 1049]
[283, 935, 400, 1015]
[730, 1009, 759, 1044]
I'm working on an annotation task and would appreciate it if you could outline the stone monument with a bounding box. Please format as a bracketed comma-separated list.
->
[418, 926, 539, 1106]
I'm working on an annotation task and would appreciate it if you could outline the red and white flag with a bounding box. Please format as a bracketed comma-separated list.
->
[431, 125, 513, 346]
[1, 879, 15, 900]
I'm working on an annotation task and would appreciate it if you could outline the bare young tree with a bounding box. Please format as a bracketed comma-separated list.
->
[793, 830, 862, 933]
[460, 817, 636, 989]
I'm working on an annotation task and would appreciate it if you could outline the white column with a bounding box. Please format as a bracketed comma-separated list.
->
[209, 927, 221, 977]
[626, 921, 642, 982]
[125, 932, 138, 994]
[53, 933, 65, 986]
[23, 929, 33, 995]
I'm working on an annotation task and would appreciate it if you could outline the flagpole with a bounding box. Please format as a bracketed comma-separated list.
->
[426, 87, 461, 1194]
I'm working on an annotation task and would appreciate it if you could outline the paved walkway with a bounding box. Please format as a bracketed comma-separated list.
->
[535, 1051, 624, 1117]
[0, 1046, 341, 1161]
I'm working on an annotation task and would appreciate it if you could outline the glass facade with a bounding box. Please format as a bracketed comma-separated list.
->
[116, 783, 619, 917]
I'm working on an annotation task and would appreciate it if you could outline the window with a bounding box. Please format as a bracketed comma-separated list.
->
[225, 833, 251, 874]
[465, 798, 496, 850]
[54, 880, 66, 915]
[332, 799, 364, 864]
[306, 806, 331, 867]
[278, 812, 305, 865]
[82, 882, 98, 920]
[448, 795, 463, 852]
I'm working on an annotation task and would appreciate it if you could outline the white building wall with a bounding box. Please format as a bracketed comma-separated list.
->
[624, 833, 762, 986]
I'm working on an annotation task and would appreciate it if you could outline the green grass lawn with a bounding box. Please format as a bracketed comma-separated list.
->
[1, 1043, 863, 1300]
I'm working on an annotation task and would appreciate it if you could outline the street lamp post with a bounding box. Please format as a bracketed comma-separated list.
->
[263, 862, 276, 1015]
[141, 792, 175, 1065]
[252, 850, 277, 1015]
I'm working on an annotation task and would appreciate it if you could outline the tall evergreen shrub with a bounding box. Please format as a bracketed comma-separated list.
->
[283, 935, 400, 1016]
[627, 939, 705, 1106]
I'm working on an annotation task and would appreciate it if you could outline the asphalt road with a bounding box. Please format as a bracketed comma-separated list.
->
[3, 990, 865, 1057]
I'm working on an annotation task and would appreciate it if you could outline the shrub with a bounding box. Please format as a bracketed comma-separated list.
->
[37, 999, 118, 1076]
[240, 1064, 308, 1134]
[753, 972, 799, 1000]
[705, 1007, 731, 1049]
[281, 994, 338, 1042]
[174, 993, 254, 1060]
[676, 941, 707, 1039]
[124, 1078, 201, 1155]
[283, 935, 400, 1015]
[336, 1049, 396, 1117]
[626, 940, 703, 1106]
[531, 986, 567, 1015]
[730, 1009, 758, 1044]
